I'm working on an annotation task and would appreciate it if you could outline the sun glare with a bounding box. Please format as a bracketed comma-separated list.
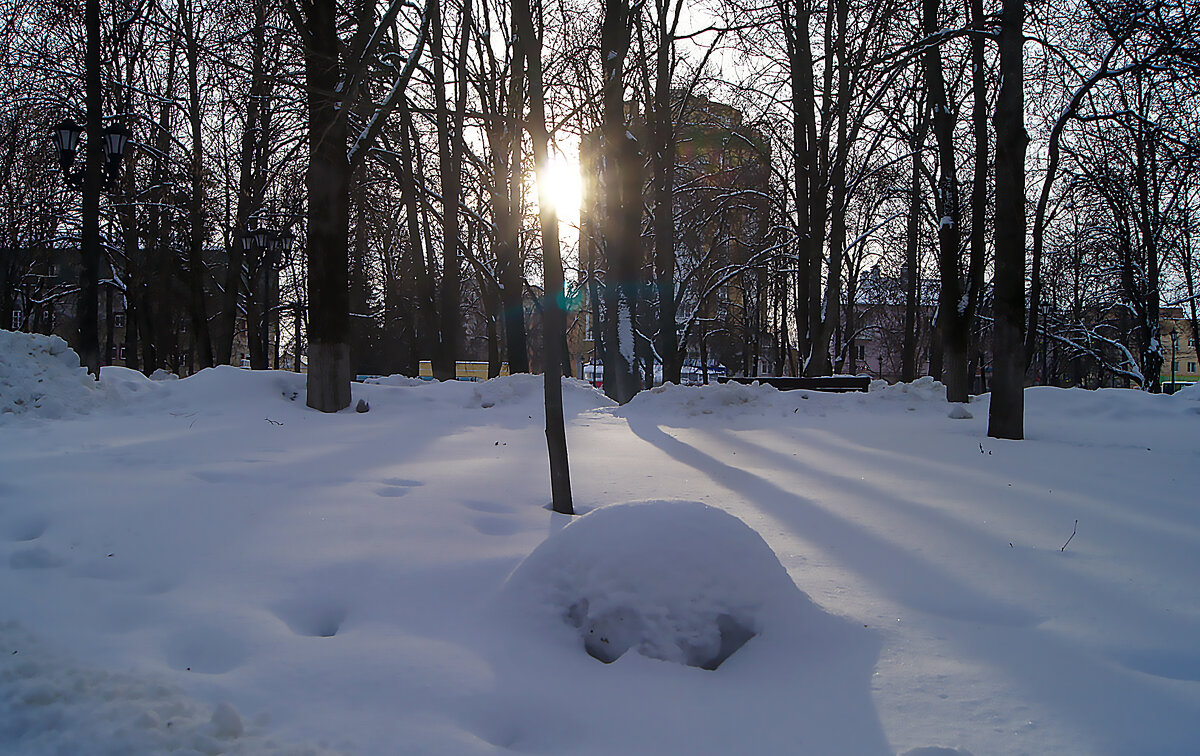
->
[537, 152, 583, 224]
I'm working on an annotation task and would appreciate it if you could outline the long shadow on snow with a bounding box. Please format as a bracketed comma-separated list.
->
[627, 417, 1200, 754]
[627, 415, 1036, 627]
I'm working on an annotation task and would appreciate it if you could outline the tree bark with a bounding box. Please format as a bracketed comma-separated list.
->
[514, 0, 573, 514]
[922, 0, 967, 401]
[988, 0, 1026, 440]
[600, 0, 641, 403]
[302, 0, 352, 412]
[182, 0, 214, 369]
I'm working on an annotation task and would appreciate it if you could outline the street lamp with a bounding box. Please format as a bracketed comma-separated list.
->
[239, 221, 294, 368]
[1040, 300, 1052, 385]
[1170, 329, 1179, 394]
[51, 120, 131, 190]
[50, 113, 133, 378]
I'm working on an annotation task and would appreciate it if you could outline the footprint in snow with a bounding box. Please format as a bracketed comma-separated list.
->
[4, 513, 50, 542]
[461, 500, 516, 515]
[469, 517, 522, 537]
[9, 546, 66, 569]
[375, 478, 423, 497]
[271, 597, 348, 638]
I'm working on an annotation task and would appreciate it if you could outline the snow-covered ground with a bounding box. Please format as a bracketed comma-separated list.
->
[1, 329, 1198, 755]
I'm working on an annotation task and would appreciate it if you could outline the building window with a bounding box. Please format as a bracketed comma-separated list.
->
[117, 344, 127, 360]
[114, 312, 126, 329]
[856, 344, 865, 361]
[1173, 361, 1179, 372]
[11, 310, 21, 330]
[1189, 362, 1197, 373]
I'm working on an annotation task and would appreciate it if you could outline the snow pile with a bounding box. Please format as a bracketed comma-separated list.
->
[0, 623, 341, 756]
[501, 500, 805, 670]
[471, 373, 613, 414]
[1172, 382, 1200, 400]
[364, 373, 426, 387]
[622, 379, 783, 418]
[865, 375, 948, 403]
[0, 330, 103, 421]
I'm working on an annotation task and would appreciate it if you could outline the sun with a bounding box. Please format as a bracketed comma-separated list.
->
[535, 151, 584, 224]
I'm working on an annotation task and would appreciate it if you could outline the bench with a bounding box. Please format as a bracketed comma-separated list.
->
[716, 375, 871, 393]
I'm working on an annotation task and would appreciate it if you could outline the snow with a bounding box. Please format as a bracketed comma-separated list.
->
[1, 328, 1199, 755]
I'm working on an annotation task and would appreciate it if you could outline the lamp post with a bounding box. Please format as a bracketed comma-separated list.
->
[1170, 329, 1179, 394]
[48, 0, 132, 378]
[238, 221, 294, 369]
[1040, 300, 1052, 385]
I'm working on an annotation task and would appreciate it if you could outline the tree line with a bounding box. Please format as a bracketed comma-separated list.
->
[1, 0, 1198, 444]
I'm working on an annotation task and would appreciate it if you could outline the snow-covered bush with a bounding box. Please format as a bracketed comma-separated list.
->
[501, 500, 802, 670]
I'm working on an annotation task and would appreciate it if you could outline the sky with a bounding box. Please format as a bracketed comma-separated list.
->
[1, 328, 1199, 755]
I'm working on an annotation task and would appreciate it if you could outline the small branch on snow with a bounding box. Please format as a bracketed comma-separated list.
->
[1061, 519, 1078, 552]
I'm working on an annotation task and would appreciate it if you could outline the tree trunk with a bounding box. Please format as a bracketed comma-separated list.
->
[988, 0, 1026, 440]
[784, 0, 817, 372]
[922, 0, 967, 402]
[966, 0, 988, 393]
[600, 0, 641, 403]
[429, 0, 468, 380]
[78, 0, 102, 377]
[515, 0, 573, 514]
[182, 0, 214, 369]
[302, 0, 352, 412]
[492, 24, 530, 373]
[901, 109, 926, 383]
[215, 0, 267, 366]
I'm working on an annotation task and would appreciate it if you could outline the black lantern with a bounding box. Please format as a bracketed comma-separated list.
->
[253, 226, 272, 253]
[101, 124, 131, 168]
[51, 120, 84, 168]
[276, 229, 295, 269]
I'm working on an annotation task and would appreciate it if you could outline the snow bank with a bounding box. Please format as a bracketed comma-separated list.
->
[0, 622, 341, 756]
[621, 380, 784, 419]
[500, 500, 806, 670]
[0, 330, 103, 421]
[1172, 382, 1200, 401]
[364, 373, 427, 387]
[865, 375, 948, 402]
[363, 372, 615, 417]
[470, 373, 614, 414]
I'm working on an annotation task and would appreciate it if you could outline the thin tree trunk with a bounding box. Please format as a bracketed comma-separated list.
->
[515, 0, 573, 514]
[79, 0, 102, 377]
[182, 0, 214, 368]
[922, 0, 967, 401]
[966, 0, 988, 393]
[901, 109, 926, 382]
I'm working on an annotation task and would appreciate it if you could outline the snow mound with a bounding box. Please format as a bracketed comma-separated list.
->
[501, 500, 803, 670]
[0, 330, 103, 421]
[0, 622, 343, 756]
[866, 375, 948, 402]
[470, 373, 614, 413]
[1173, 382, 1200, 400]
[947, 404, 973, 419]
[364, 373, 427, 387]
[169, 366, 308, 409]
[622, 380, 782, 418]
